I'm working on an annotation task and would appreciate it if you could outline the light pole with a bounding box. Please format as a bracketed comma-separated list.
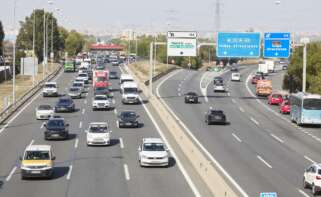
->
[12, 0, 18, 104]
[43, 9, 46, 80]
[300, 37, 310, 93]
[32, 8, 36, 86]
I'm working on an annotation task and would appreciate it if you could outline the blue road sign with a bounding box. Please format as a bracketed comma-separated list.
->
[264, 32, 291, 58]
[260, 192, 277, 197]
[217, 32, 261, 58]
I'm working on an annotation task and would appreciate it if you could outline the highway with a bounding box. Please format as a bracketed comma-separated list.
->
[156, 65, 321, 197]
[0, 63, 194, 197]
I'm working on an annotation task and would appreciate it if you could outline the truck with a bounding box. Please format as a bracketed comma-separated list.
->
[258, 64, 268, 76]
[64, 61, 75, 72]
[256, 79, 272, 97]
[93, 70, 110, 88]
[265, 60, 275, 73]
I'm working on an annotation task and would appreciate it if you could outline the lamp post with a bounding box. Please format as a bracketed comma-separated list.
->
[300, 37, 310, 93]
[32, 8, 36, 86]
[12, 0, 18, 104]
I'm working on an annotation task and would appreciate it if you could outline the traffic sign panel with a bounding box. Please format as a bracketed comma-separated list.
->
[264, 32, 291, 58]
[167, 31, 197, 57]
[260, 192, 277, 197]
[217, 32, 261, 58]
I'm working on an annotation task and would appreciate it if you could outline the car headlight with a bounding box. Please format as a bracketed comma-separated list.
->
[141, 155, 148, 159]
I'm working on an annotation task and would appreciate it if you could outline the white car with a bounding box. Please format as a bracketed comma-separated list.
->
[303, 163, 321, 195]
[231, 72, 241, 81]
[42, 82, 58, 97]
[213, 83, 226, 92]
[72, 81, 85, 93]
[77, 73, 89, 84]
[36, 105, 54, 120]
[92, 95, 111, 110]
[138, 138, 169, 167]
[86, 122, 112, 146]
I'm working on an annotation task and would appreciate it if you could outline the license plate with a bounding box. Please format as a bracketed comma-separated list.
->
[189, 99, 194, 101]
[125, 123, 131, 126]
[52, 134, 59, 137]
[31, 170, 41, 174]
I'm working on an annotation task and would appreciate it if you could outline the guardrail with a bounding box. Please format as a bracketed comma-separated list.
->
[0, 64, 63, 125]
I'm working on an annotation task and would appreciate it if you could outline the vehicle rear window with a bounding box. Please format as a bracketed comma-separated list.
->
[303, 99, 321, 110]
[272, 94, 282, 98]
[90, 126, 108, 133]
[143, 143, 165, 151]
[45, 84, 56, 88]
[47, 120, 64, 127]
[39, 105, 52, 110]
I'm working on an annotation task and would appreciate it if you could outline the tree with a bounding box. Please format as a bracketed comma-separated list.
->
[16, 9, 61, 61]
[0, 21, 4, 56]
[65, 30, 85, 56]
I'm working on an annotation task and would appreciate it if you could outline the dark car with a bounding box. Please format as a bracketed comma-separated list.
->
[205, 109, 226, 125]
[117, 111, 140, 128]
[44, 117, 69, 140]
[94, 87, 113, 97]
[213, 76, 224, 85]
[109, 71, 119, 79]
[55, 97, 75, 112]
[230, 66, 238, 72]
[184, 92, 198, 103]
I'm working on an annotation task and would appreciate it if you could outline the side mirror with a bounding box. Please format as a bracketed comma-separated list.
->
[52, 156, 56, 160]
[43, 123, 47, 128]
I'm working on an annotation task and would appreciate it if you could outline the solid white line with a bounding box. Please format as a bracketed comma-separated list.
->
[74, 138, 79, 148]
[231, 99, 237, 104]
[6, 166, 17, 181]
[82, 109, 85, 114]
[270, 134, 284, 143]
[156, 72, 247, 197]
[66, 165, 73, 180]
[304, 155, 316, 163]
[119, 137, 124, 149]
[28, 139, 34, 147]
[250, 117, 260, 126]
[123, 164, 130, 181]
[257, 155, 272, 169]
[112, 99, 116, 104]
[239, 107, 245, 113]
[79, 121, 82, 129]
[232, 133, 242, 143]
[114, 109, 117, 115]
[298, 189, 310, 197]
[199, 71, 209, 103]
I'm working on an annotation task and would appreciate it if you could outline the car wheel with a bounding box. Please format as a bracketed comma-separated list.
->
[303, 177, 309, 189]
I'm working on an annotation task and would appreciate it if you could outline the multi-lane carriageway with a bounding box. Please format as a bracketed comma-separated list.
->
[157, 64, 321, 197]
[0, 63, 197, 197]
[1, 61, 321, 197]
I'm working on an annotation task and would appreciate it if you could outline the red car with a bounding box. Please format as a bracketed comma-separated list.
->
[268, 93, 283, 105]
[280, 100, 291, 114]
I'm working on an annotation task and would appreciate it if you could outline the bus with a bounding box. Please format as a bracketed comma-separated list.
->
[290, 92, 321, 126]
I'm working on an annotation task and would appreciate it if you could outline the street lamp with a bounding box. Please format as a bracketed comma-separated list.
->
[12, 0, 18, 104]
[300, 37, 310, 93]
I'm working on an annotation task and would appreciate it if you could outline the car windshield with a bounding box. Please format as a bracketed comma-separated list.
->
[121, 79, 133, 83]
[73, 83, 83, 87]
[284, 101, 290, 105]
[70, 87, 80, 92]
[187, 92, 197, 96]
[95, 87, 107, 91]
[59, 99, 71, 104]
[121, 112, 136, 118]
[97, 77, 106, 82]
[110, 72, 117, 76]
[89, 125, 108, 133]
[95, 96, 107, 100]
[47, 119, 64, 127]
[143, 143, 165, 151]
[24, 151, 50, 160]
[38, 105, 52, 110]
[45, 84, 56, 88]
[124, 88, 137, 93]
[210, 110, 223, 114]
[272, 94, 282, 98]
[303, 99, 321, 110]
[79, 74, 87, 77]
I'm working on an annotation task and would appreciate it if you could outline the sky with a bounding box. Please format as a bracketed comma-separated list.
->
[1, 0, 321, 37]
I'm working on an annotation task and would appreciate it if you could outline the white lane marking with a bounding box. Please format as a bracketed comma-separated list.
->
[112, 99, 116, 104]
[123, 164, 130, 181]
[304, 155, 316, 163]
[239, 107, 245, 113]
[257, 155, 273, 169]
[84, 100, 87, 104]
[178, 93, 181, 96]
[40, 123, 45, 129]
[178, 88, 181, 92]
[232, 133, 242, 143]
[179, 83, 182, 87]
[66, 165, 73, 180]
[250, 117, 260, 126]
[79, 121, 83, 129]
[119, 137, 124, 149]
[298, 189, 310, 197]
[6, 166, 17, 181]
[156, 73, 247, 197]
[86, 93, 88, 96]
[82, 109, 85, 114]
[28, 139, 34, 147]
[74, 138, 79, 148]
[270, 134, 284, 143]
[114, 109, 117, 115]
[231, 99, 237, 104]
[227, 92, 230, 96]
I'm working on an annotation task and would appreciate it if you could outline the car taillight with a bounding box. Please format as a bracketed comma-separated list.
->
[316, 176, 321, 180]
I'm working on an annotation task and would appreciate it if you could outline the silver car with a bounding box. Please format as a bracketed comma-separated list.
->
[68, 87, 82, 99]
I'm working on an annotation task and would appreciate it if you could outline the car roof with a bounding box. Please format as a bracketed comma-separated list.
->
[143, 138, 164, 144]
[120, 74, 133, 79]
[95, 94, 107, 98]
[89, 122, 108, 126]
[122, 82, 137, 87]
[45, 82, 57, 85]
[26, 145, 51, 151]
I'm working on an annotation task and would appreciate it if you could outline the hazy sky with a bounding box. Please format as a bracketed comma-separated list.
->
[1, 0, 321, 36]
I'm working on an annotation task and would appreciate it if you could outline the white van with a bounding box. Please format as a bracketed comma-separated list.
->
[120, 74, 134, 85]
[231, 72, 241, 81]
